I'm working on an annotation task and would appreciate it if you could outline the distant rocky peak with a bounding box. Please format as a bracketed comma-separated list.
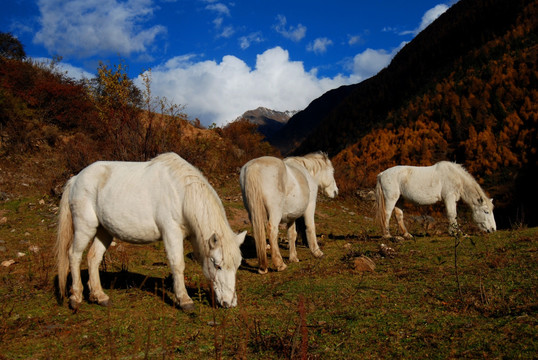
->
[237, 107, 298, 138]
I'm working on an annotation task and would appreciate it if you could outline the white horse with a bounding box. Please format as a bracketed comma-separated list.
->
[240, 153, 338, 274]
[375, 161, 496, 238]
[56, 153, 246, 311]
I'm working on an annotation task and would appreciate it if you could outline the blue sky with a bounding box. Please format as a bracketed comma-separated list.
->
[2, 0, 454, 127]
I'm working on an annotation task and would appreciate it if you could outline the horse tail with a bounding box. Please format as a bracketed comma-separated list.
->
[55, 177, 75, 300]
[375, 175, 386, 230]
[241, 167, 268, 272]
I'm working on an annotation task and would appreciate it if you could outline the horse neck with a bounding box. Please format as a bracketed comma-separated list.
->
[185, 183, 227, 236]
[183, 182, 235, 256]
[457, 169, 485, 207]
[289, 156, 324, 181]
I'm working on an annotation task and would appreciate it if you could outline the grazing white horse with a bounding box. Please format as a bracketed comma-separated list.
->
[56, 153, 246, 311]
[240, 153, 338, 274]
[375, 161, 496, 238]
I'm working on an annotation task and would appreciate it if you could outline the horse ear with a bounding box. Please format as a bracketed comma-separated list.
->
[209, 234, 220, 249]
[236, 231, 247, 246]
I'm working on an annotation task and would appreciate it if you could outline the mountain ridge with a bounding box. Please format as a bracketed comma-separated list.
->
[272, 0, 532, 157]
[238, 106, 296, 139]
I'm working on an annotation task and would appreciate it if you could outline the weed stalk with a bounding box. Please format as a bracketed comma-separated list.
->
[298, 296, 308, 360]
[453, 226, 463, 300]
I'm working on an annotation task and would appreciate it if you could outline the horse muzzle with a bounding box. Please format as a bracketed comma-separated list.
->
[219, 293, 237, 308]
[326, 189, 338, 198]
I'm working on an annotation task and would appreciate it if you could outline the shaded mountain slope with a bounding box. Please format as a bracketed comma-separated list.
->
[272, 0, 531, 157]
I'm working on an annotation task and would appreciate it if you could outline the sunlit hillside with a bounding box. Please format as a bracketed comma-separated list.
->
[0, 51, 278, 197]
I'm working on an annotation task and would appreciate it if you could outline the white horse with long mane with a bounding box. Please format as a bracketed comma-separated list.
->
[240, 153, 338, 274]
[375, 161, 496, 238]
[56, 153, 246, 311]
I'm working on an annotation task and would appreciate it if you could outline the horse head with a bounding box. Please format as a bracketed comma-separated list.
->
[202, 231, 246, 308]
[320, 158, 338, 198]
[472, 197, 496, 233]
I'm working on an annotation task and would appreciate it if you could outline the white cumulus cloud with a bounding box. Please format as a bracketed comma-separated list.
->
[400, 3, 449, 35]
[143, 47, 351, 127]
[33, 57, 95, 80]
[351, 41, 407, 80]
[418, 4, 449, 32]
[33, 0, 166, 58]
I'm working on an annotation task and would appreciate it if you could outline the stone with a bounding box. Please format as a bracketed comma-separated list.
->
[353, 256, 375, 272]
[2, 259, 15, 267]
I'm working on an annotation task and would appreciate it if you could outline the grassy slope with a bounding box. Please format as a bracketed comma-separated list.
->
[0, 182, 536, 359]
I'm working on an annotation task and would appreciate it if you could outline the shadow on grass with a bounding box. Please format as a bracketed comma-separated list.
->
[237, 232, 326, 274]
[54, 269, 214, 310]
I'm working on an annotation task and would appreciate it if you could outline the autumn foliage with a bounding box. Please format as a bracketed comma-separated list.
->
[333, 1, 538, 205]
[0, 50, 279, 186]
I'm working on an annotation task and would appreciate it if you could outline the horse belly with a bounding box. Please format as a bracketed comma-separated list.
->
[281, 190, 309, 223]
[401, 181, 442, 205]
[97, 188, 162, 244]
[101, 214, 162, 244]
[280, 207, 305, 224]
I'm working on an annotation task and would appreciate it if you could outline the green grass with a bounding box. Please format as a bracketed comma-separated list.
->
[1, 194, 537, 359]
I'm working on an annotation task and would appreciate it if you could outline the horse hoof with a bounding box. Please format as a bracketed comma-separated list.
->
[403, 233, 414, 240]
[181, 302, 196, 312]
[289, 257, 299, 263]
[258, 268, 268, 275]
[69, 298, 81, 311]
[277, 263, 287, 272]
[313, 249, 324, 258]
[98, 299, 111, 307]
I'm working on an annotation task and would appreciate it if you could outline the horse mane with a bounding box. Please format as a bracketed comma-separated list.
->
[151, 153, 241, 266]
[438, 161, 491, 207]
[285, 152, 332, 176]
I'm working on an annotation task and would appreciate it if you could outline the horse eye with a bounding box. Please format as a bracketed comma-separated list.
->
[484, 210, 489, 214]
[211, 258, 222, 270]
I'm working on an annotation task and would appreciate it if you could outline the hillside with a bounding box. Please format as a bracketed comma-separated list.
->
[275, 0, 534, 156]
[272, 0, 538, 228]
[0, 55, 278, 198]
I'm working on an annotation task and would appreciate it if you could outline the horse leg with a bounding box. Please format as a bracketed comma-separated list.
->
[444, 197, 460, 235]
[304, 206, 323, 258]
[268, 214, 286, 271]
[69, 227, 97, 310]
[87, 228, 113, 306]
[382, 198, 397, 239]
[162, 229, 194, 311]
[394, 207, 413, 239]
[287, 222, 299, 263]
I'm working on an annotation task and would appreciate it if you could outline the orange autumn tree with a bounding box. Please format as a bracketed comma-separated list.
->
[333, 118, 448, 193]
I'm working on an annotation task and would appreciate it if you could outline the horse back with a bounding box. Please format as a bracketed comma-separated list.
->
[379, 165, 444, 205]
[242, 156, 287, 195]
[70, 160, 177, 243]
